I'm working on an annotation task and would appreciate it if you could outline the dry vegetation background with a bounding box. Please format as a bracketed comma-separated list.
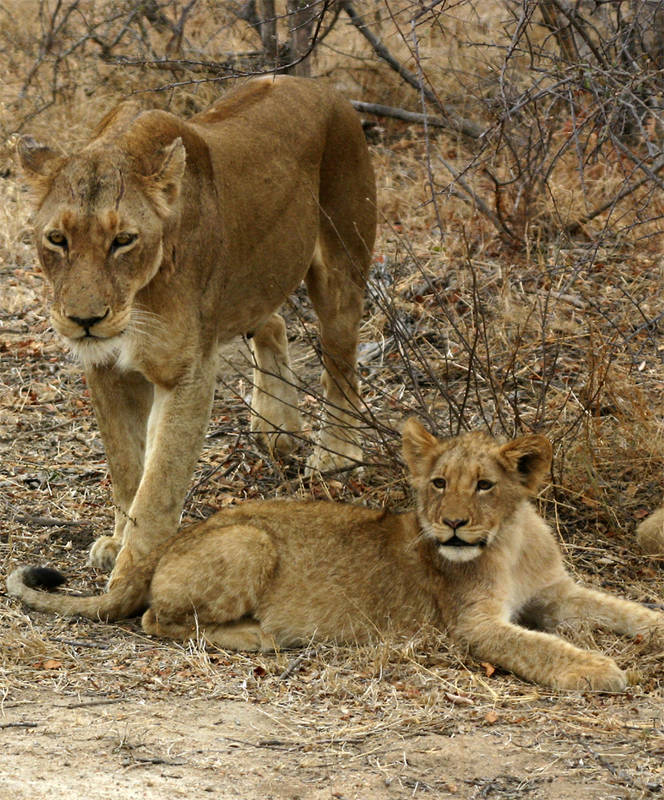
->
[0, 1, 664, 797]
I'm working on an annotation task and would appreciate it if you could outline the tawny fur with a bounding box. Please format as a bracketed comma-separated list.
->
[8, 420, 664, 692]
[15, 77, 376, 617]
[636, 506, 664, 555]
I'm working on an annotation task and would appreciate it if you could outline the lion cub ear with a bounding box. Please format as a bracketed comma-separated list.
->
[498, 434, 552, 492]
[144, 137, 186, 217]
[15, 136, 65, 198]
[402, 418, 439, 479]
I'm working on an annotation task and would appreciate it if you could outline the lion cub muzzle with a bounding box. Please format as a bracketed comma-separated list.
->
[441, 533, 487, 549]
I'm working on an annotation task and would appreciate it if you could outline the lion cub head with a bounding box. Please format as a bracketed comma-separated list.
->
[402, 419, 552, 563]
[15, 104, 186, 368]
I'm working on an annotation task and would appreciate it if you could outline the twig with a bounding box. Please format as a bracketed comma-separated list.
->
[436, 155, 516, 241]
[350, 100, 453, 129]
[339, 0, 482, 139]
[51, 637, 110, 650]
[59, 698, 124, 709]
[279, 647, 317, 680]
[12, 515, 91, 528]
[0, 721, 38, 729]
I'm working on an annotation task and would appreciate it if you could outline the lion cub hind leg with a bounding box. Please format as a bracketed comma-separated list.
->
[537, 578, 664, 650]
[249, 313, 301, 458]
[145, 522, 278, 645]
[142, 610, 275, 651]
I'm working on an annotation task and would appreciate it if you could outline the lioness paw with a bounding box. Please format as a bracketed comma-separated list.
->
[555, 658, 626, 692]
[88, 536, 122, 571]
[306, 441, 363, 476]
[253, 428, 299, 459]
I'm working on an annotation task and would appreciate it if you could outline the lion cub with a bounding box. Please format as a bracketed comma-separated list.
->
[8, 420, 664, 691]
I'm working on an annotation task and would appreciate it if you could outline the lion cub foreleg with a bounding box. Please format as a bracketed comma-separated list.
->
[457, 604, 627, 691]
[144, 522, 278, 650]
[249, 313, 301, 457]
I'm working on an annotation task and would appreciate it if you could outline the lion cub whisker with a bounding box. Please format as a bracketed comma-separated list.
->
[8, 418, 664, 692]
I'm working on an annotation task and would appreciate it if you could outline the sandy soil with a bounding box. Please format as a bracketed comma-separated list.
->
[2, 681, 663, 800]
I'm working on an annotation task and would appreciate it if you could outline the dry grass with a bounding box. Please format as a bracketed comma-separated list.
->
[1, 1, 664, 795]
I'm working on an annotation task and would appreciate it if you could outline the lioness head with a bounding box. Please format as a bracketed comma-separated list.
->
[16, 110, 186, 368]
[402, 419, 552, 563]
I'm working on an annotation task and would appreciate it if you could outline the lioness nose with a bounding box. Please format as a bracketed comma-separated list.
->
[443, 518, 468, 531]
[69, 312, 108, 332]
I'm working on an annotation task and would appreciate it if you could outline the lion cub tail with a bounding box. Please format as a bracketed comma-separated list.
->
[6, 565, 148, 621]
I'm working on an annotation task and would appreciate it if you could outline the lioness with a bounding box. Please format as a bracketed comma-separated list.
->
[16, 76, 376, 618]
[8, 420, 664, 691]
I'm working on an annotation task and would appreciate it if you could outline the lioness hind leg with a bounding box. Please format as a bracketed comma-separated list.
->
[304, 243, 367, 474]
[249, 313, 301, 457]
[304, 97, 375, 474]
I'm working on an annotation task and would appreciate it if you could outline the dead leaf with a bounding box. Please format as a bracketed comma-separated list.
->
[444, 691, 473, 706]
[485, 710, 499, 725]
[481, 661, 496, 677]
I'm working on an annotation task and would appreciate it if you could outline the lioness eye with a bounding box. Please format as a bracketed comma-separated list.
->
[111, 232, 137, 251]
[477, 479, 494, 491]
[431, 477, 446, 490]
[46, 230, 67, 248]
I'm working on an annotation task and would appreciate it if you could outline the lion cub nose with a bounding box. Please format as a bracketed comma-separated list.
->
[443, 518, 469, 531]
[69, 311, 108, 332]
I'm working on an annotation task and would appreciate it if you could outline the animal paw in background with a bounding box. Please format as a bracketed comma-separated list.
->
[637, 505, 664, 556]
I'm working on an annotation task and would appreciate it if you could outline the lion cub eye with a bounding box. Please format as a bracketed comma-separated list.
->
[46, 230, 67, 249]
[476, 479, 495, 492]
[110, 232, 137, 252]
[431, 477, 446, 490]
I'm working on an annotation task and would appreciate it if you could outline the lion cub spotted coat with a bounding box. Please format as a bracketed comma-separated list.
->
[8, 420, 664, 691]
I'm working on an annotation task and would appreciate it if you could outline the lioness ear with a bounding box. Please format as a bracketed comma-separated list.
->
[144, 137, 186, 216]
[402, 418, 439, 478]
[498, 434, 552, 492]
[15, 135, 65, 196]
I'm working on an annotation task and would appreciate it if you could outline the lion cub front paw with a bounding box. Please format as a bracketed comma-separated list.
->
[88, 536, 122, 571]
[555, 657, 626, 692]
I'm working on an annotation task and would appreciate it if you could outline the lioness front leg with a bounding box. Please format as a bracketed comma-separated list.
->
[105, 363, 217, 597]
[86, 365, 154, 571]
[458, 614, 626, 691]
